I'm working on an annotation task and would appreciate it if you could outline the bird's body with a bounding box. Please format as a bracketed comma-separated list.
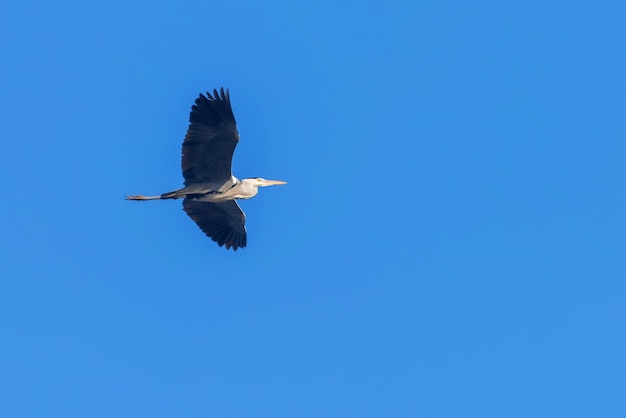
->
[130, 176, 282, 202]
[126, 88, 286, 250]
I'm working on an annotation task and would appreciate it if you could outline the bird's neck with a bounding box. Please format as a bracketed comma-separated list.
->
[235, 179, 259, 199]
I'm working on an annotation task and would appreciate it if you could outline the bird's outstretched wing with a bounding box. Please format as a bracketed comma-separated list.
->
[182, 199, 247, 250]
[182, 88, 239, 186]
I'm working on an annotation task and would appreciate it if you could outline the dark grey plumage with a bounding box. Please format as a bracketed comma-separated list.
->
[182, 88, 239, 186]
[183, 199, 247, 250]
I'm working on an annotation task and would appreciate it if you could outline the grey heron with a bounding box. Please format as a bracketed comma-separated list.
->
[126, 88, 286, 250]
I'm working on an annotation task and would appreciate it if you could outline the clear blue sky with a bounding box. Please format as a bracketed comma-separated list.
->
[1, 1, 625, 417]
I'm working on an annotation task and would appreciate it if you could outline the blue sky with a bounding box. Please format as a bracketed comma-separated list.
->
[1, 0, 625, 416]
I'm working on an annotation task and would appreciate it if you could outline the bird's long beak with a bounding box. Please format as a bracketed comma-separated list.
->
[262, 179, 287, 186]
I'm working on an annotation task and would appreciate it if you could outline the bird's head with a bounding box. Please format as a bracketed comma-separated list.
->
[246, 177, 288, 187]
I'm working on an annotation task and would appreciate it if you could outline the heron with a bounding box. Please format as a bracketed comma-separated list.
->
[126, 88, 286, 250]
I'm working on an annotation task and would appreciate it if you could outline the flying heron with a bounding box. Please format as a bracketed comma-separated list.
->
[126, 88, 286, 250]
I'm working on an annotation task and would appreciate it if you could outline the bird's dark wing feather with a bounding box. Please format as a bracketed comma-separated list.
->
[183, 199, 247, 250]
[182, 88, 239, 186]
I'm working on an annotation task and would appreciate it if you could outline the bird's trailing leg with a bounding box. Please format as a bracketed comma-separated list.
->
[125, 190, 179, 201]
[125, 194, 162, 200]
